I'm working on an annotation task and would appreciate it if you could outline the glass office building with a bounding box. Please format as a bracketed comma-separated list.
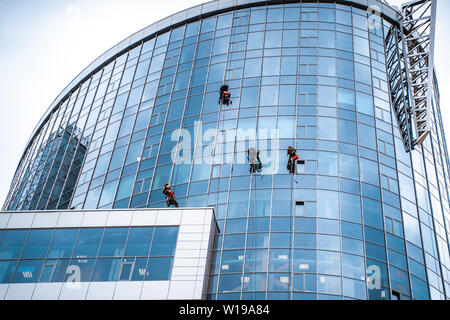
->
[2, 0, 450, 300]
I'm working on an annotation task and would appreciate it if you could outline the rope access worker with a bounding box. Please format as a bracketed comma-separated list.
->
[219, 84, 232, 106]
[248, 147, 262, 174]
[287, 146, 299, 174]
[162, 183, 179, 208]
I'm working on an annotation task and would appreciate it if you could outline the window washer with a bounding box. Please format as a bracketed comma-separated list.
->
[219, 84, 232, 106]
[287, 146, 299, 174]
[248, 148, 262, 173]
[162, 183, 179, 208]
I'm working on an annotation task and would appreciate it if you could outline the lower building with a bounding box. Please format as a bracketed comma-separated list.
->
[0, 208, 217, 300]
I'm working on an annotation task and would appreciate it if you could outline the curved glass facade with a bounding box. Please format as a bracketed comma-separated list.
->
[3, 1, 450, 300]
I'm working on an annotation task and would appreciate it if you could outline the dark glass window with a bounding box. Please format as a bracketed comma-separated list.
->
[0, 260, 18, 283]
[146, 257, 173, 280]
[48, 229, 79, 259]
[0, 230, 29, 259]
[73, 228, 104, 258]
[65, 258, 96, 282]
[91, 258, 121, 282]
[12, 259, 44, 283]
[21, 229, 53, 259]
[150, 227, 178, 256]
[125, 227, 154, 256]
[98, 228, 129, 257]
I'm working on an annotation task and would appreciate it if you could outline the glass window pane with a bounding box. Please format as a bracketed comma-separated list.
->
[244, 249, 269, 273]
[342, 237, 364, 256]
[268, 273, 290, 291]
[0, 230, 29, 259]
[269, 249, 290, 272]
[130, 257, 149, 281]
[21, 229, 54, 259]
[84, 186, 101, 209]
[279, 85, 296, 105]
[270, 233, 290, 248]
[319, 30, 335, 48]
[318, 151, 338, 176]
[318, 57, 336, 77]
[0, 260, 18, 284]
[242, 274, 267, 293]
[293, 249, 316, 273]
[98, 228, 129, 257]
[356, 92, 374, 116]
[358, 123, 376, 149]
[247, 32, 264, 50]
[318, 117, 337, 140]
[340, 154, 359, 180]
[317, 190, 339, 219]
[262, 57, 280, 76]
[249, 190, 271, 217]
[99, 180, 119, 207]
[278, 116, 296, 139]
[338, 119, 357, 144]
[360, 158, 379, 185]
[355, 63, 371, 85]
[336, 32, 353, 51]
[51, 259, 71, 282]
[223, 234, 246, 250]
[244, 58, 262, 78]
[250, 9, 266, 24]
[228, 190, 250, 218]
[73, 228, 104, 258]
[221, 250, 244, 273]
[272, 189, 292, 217]
[282, 30, 299, 47]
[47, 229, 79, 258]
[264, 30, 282, 48]
[119, 260, 134, 281]
[340, 193, 362, 223]
[125, 227, 154, 257]
[294, 233, 316, 249]
[318, 86, 336, 108]
[12, 259, 44, 283]
[208, 63, 226, 83]
[116, 174, 136, 200]
[343, 278, 367, 299]
[91, 258, 121, 282]
[40, 261, 57, 282]
[318, 275, 342, 295]
[241, 87, 259, 107]
[219, 273, 243, 293]
[342, 253, 365, 280]
[260, 86, 278, 106]
[150, 227, 179, 256]
[354, 36, 370, 56]
[65, 258, 96, 282]
[147, 257, 173, 280]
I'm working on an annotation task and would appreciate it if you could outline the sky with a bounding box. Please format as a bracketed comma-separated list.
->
[0, 0, 449, 207]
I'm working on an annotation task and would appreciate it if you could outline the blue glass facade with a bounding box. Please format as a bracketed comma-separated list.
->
[3, 1, 450, 300]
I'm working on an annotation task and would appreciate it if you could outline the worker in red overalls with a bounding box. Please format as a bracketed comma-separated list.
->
[162, 183, 179, 208]
[287, 146, 299, 174]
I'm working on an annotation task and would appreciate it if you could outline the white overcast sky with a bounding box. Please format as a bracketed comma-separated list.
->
[0, 0, 449, 206]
